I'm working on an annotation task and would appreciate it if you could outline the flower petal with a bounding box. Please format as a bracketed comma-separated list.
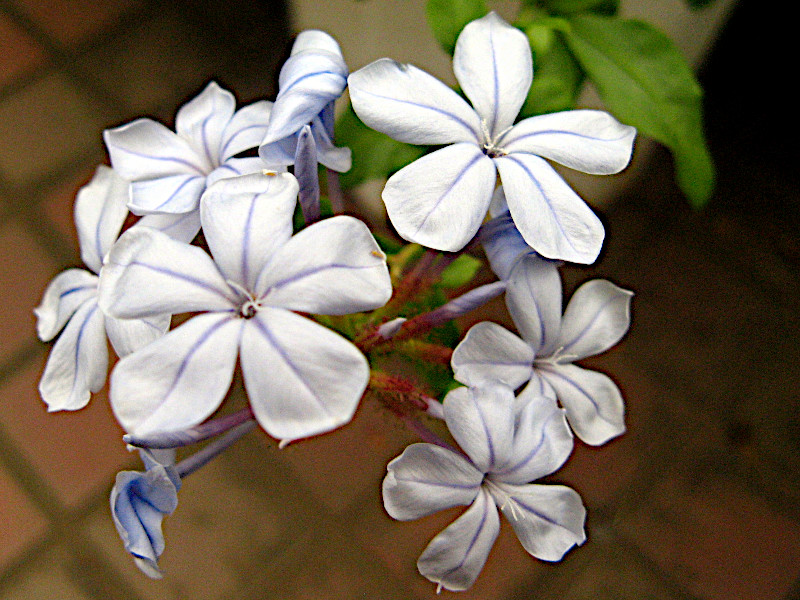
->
[207, 157, 276, 188]
[74, 165, 129, 273]
[383, 443, 482, 520]
[34, 269, 98, 341]
[39, 299, 107, 411]
[537, 363, 625, 446]
[382, 143, 496, 251]
[110, 313, 241, 435]
[556, 279, 633, 361]
[200, 172, 298, 290]
[452, 321, 533, 388]
[505, 254, 562, 355]
[492, 395, 572, 484]
[263, 36, 348, 143]
[417, 488, 500, 592]
[443, 383, 515, 473]
[99, 227, 238, 319]
[128, 173, 207, 215]
[104, 119, 207, 179]
[495, 153, 604, 264]
[105, 314, 171, 357]
[480, 208, 532, 281]
[174, 81, 236, 167]
[256, 215, 391, 314]
[219, 100, 273, 161]
[500, 110, 636, 175]
[135, 211, 201, 243]
[453, 12, 532, 138]
[490, 482, 585, 561]
[348, 58, 482, 145]
[259, 118, 351, 172]
[240, 308, 368, 442]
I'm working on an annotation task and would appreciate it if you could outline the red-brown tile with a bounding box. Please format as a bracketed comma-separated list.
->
[0, 14, 44, 85]
[0, 222, 58, 364]
[0, 354, 135, 509]
[618, 471, 800, 600]
[0, 464, 48, 570]
[14, 0, 139, 47]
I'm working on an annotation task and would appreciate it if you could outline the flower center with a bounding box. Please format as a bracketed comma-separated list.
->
[239, 299, 259, 319]
[479, 120, 511, 159]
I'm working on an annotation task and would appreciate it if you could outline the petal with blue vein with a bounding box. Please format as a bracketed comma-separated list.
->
[256, 215, 391, 315]
[39, 298, 107, 411]
[495, 153, 604, 264]
[99, 227, 238, 319]
[74, 165, 129, 274]
[110, 312, 242, 436]
[451, 321, 533, 389]
[135, 211, 201, 244]
[383, 143, 496, 252]
[493, 395, 572, 484]
[501, 110, 636, 175]
[555, 279, 633, 361]
[200, 172, 298, 291]
[34, 268, 98, 341]
[505, 254, 563, 356]
[417, 488, 500, 592]
[105, 313, 170, 357]
[537, 362, 625, 446]
[128, 173, 207, 215]
[174, 82, 236, 168]
[443, 383, 515, 473]
[383, 443, 482, 521]
[453, 12, 532, 140]
[348, 58, 482, 145]
[219, 100, 273, 161]
[240, 308, 368, 443]
[490, 482, 585, 561]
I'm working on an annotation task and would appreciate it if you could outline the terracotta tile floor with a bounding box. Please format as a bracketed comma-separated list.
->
[1, 0, 799, 598]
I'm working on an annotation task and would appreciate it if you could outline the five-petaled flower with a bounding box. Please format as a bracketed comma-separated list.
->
[99, 171, 392, 443]
[452, 253, 633, 445]
[348, 11, 636, 262]
[383, 382, 585, 592]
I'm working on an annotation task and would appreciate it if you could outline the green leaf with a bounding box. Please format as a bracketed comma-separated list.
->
[335, 103, 426, 190]
[520, 32, 584, 117]
[684, 0, 717, 9]
[426, 0, 489, 54]
[536, 0, 619, 16]
[438, 254, 483, 288]
[563, 15, 714, 207]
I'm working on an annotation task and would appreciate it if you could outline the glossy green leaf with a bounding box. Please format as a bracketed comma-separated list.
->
[335, 103, 426, 190]
[426, 0, 489, 54]
[520, 33, 584, 117]
[439, 254, 483, 288]
[564, 15, 714, 206]
[533, 0, 619, 16]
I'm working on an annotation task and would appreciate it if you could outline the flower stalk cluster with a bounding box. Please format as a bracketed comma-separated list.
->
[34, 11, 635, 591]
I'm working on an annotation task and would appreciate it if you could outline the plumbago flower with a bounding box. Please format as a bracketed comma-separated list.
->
[104, 81, 277, 218]
[259, 30, 351, 172]
[384, 382, 585, 592]
[111, 449, 180, 579]
[34, 165, 169, 411]
[348, 11, 636, 261]
[98, 171, 392, 443]
[452, 252, 633, 446]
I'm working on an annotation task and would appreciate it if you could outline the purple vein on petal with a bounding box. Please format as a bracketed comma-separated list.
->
[441, 493, 491, 579]
[126, 260, 234, 303]
[557, 294, 623, 357]
[537, 364, 606, 420]
[110, 146, 206, 175]
[153, 174, 204, 211]
[59, 284, 96, 299]
[498, 128, 631, 149]
[70, 303, 99, 398]
[263, 262, 377, 294]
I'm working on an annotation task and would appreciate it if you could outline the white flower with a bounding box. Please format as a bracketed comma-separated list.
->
[452, 255, 633, 445]
[258, 31, 351, 172]
[383, 383, 585, 592]
[34, 166, 170, 411]
[104, 81, 278, 216]
[98, 172, 392, 443]
[348, 12, 635, 261]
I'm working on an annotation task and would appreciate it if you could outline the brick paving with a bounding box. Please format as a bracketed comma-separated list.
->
[1, 0, 799, 599]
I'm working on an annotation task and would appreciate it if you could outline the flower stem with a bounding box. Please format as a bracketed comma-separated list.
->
[124, 407, 255, 449]
[175, 421, 257, 478]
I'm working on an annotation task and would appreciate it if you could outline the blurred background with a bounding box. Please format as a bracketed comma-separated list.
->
[1, 0, 799, 598]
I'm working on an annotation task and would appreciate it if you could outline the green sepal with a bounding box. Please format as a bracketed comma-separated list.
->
[563, 14, 715, 207]
[426, 0, 489, 54]
[438, 254, 483, 288]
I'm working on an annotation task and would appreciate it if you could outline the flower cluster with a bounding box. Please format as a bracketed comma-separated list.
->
[35, 12, 634, 591]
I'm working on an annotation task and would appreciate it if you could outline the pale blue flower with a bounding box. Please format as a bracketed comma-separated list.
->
[383, 382, 585, 592]
[98, 172, 392, 443]
[452, 255, 633, 445]
[104, 81, 279, 216]
[34, 165, 169, 411]
[348, 12, 635, 261]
